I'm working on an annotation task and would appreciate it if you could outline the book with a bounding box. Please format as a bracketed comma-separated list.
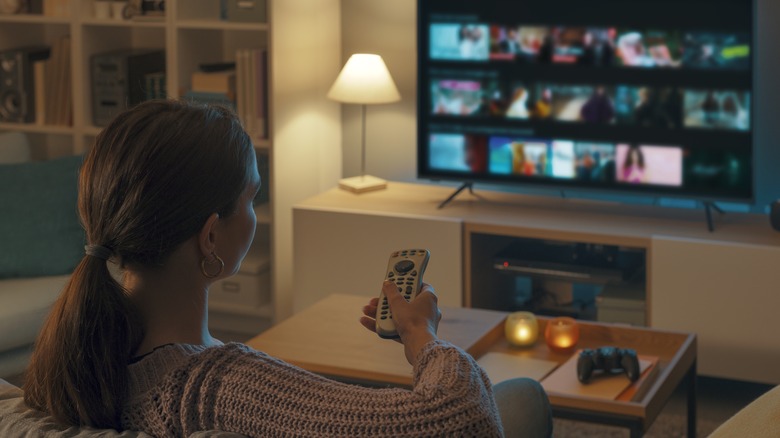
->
[234, 47, 268, 139]
[33, 59, 46, 125]
[191, 70, 236, 94]
[477, 352, 559, 384]
[540, 350, 659, 401]
[44, 35, 71, 126]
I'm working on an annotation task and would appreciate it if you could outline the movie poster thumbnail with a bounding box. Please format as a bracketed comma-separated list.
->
[490, 26, 551, 63]
[430, 23, 491, 61]
[488, 137, 550, 176]
[614, 86, 684, 128]
[682, 32, 750, 70]
[683, 147, 751, 194]
[615, 144, 683, 186]
[615, 29, 683, 68]
[431, 79, 504, 116]
[551, 27, 616, 66]
[550, 84, 616, 123]
[547, 141, 617, 182]
[505, 83, 550, 120]
[683, 90, 750, 131]
[428, 133, 488, 173]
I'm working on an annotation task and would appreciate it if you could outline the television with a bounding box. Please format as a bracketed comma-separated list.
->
[417, 0, 754, 204]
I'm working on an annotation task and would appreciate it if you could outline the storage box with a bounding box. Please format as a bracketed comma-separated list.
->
[211, 245, 270, 307]
[221, 0, 266, 23]
[211, 270, 269, 307]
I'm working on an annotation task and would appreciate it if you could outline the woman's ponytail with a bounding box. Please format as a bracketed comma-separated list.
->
[24, 253, 142, 428]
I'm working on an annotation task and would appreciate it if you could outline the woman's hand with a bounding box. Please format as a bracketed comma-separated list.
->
[360, 281, 441, 366]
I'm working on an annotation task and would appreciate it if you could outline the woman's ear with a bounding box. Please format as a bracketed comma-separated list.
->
[198, 213, 220, 257]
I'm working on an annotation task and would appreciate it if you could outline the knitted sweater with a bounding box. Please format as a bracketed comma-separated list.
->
[121, 340, 503, 437]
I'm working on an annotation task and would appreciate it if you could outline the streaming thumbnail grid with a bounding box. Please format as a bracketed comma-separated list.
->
[431, 23, 750, 71]
[430, 79, 750, 132]
[428, 132, 725, 189]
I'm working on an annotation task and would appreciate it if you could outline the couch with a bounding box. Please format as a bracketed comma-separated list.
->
[0, 376, 549, 437]
[708, 384, 780, 437]
[0, 378, 249, 437]
[0, 132, 78, 379]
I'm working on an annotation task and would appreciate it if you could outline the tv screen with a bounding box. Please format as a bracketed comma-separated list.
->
[417, 0, 754, 201]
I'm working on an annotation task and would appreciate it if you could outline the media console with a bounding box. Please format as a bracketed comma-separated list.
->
[292, 181, 780, 384]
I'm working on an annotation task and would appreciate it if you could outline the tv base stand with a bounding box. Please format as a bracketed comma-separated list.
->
[703, 201, 725, 232]
[438, 182, 475, 209]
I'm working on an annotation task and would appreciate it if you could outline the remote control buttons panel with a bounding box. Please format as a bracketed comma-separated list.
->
[376, 249, 430, 338]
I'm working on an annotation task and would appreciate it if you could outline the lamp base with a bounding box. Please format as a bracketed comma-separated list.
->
[338, 175, 387, 194]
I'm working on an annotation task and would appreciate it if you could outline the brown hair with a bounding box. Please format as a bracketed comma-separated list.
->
[23, 99, 254, 428]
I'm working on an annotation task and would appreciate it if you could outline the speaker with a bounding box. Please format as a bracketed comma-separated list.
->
[771, 200, 780, 232]
[0, 46, 50, 123]
[91, 49, 165, 126]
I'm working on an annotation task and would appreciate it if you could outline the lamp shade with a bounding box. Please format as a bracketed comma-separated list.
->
[327, 54, 401, 104]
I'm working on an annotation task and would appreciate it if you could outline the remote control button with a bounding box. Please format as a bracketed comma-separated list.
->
[380, 316, 387, 320]
[411, 271, 417, 276]
[388, 272, 394, 278]
[406, 286, 413, 294]
[394, 260, 415, 274]
[397, 287, 402, 292]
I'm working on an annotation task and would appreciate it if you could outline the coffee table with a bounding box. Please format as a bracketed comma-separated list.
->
[246, 294, 697, 438]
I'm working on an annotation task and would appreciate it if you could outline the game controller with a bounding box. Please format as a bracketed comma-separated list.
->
[576, 346, 640, 383]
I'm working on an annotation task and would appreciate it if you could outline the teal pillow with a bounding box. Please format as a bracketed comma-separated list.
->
[0, 155, 85, 279]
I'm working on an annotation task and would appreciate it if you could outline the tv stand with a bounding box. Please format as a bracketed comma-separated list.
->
[438, 182, 475, 209]
[702, 201, 725, 232]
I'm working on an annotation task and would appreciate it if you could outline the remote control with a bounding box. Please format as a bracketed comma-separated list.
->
[375, 249, 431, 339]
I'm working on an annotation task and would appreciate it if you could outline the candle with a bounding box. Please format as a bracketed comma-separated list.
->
[544, 316, 580, 354]
[505, 311, 538, 347]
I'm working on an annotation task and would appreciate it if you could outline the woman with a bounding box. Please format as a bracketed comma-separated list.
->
[23, 100, 551, 437]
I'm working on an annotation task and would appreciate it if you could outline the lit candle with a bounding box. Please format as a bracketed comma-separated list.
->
[544, 316, 580, 354]
[505, 311, 538, 347]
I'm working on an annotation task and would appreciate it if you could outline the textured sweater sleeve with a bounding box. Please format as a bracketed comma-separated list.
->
[122, 341, 503, 437]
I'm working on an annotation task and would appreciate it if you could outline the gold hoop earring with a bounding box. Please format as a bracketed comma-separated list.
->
[201, 252, 225, 279]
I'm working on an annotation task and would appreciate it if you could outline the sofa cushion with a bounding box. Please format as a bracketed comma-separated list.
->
[0, 378, 152, 437]
[0, 155, 84, 279]
[0, 379, 248, 437]
[0, 275, 69, 352]
[708, 384, 780, 438]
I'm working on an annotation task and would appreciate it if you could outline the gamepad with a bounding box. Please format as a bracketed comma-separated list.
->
[576, 346, 640, 383]
[375, 249, 430, 339]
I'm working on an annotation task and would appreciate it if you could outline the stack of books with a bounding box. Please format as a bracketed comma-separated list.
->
[144, 72, 166, 100]
[34, 35, 71, 126]
[235, 47, 268, 140]
[184, 67, 237, 111]
[184, 47, 268, 140]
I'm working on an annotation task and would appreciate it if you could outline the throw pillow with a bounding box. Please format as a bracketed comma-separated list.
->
[0, 155, 84, 279]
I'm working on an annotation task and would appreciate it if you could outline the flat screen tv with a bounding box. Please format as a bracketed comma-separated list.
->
[417, 0, 754, 203]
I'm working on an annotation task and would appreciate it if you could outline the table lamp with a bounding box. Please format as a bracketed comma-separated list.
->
[327, 53, 401, 193]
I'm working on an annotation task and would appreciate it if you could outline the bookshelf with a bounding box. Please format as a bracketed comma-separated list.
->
[0, 0, 343, 336]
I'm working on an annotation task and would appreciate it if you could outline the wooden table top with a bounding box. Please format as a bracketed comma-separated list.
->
[246, 293, 696, 422]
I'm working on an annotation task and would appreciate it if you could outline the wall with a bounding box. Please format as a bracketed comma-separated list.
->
[340, 0, 417, 182]
[340, 0, 780, 214]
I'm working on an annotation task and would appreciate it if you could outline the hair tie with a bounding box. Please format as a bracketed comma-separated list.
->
[84, 245, 113, 261]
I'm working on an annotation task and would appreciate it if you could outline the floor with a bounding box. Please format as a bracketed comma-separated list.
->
[664, 375, 773, 431]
